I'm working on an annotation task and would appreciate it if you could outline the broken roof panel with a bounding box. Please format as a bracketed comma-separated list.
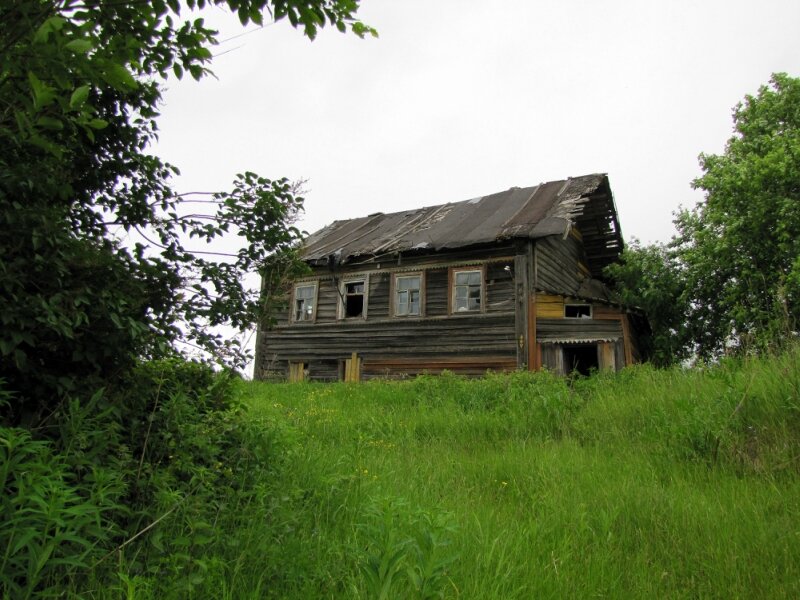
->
[302, 173, 622, 273]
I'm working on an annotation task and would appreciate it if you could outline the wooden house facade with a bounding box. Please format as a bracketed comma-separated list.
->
[254, 173, 645, 381]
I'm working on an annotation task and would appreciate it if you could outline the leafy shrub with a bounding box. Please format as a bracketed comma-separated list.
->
[356, 496, 458, 600]
[2, 359, 289, 597]
[0, 426, 121, 599]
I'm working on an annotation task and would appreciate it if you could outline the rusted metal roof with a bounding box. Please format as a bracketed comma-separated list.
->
[302, 173, 622, 273]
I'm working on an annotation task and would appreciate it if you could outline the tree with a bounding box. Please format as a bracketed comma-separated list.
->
[677, 73, 800, 357]
[605, 240, 690, 366]
[608, 73, 800, 363]
[0, 0, 375, 420]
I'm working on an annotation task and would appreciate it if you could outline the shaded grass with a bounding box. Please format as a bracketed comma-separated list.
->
[239, 348, 800, 598]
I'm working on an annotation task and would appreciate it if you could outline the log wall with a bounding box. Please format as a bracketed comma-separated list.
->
[255, 246, 519, 381]
[254, 238, 642, 381]
[257, 313, 517, 381]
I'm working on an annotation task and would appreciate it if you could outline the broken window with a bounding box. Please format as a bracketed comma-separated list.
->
[395, 274, 421, 316]
[564, 304, 592, 318]
[343, 280, 366, 318]
[293, 283, 316, 321]
[453, 269, 482, 312]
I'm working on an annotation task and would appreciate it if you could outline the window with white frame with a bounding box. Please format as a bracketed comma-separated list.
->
[453, 269, 482, 312]
[293, 283, 316, 322]
[342, 279, 366, 318]
[394, 274, 421, 316]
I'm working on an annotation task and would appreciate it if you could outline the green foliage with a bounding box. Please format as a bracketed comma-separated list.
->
[679, 72, 800, 356]
[0, 425, 121, 599]
[242, 352, 800, 598]
[1, 2, 375, 596]
[607, 73, 800, 361]
[357, 497, 458, 600]
[9, 353, 794, 598]
[0, 360, 292, 598]
[605, 240, 690, 366]
[0, 0, 373, 417]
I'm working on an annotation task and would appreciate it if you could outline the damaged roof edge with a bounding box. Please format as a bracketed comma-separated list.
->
[301, 173, 611, 263]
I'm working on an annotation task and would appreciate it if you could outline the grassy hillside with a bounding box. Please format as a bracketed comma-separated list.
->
[238, 350, 800, 599]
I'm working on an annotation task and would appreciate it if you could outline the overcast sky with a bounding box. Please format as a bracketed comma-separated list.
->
[155, 0, 800, 246]
[151, 0, 799, 371]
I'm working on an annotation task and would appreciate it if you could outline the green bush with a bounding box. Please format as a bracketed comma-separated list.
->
[0, 426, 121, 599]
[1, 359, 290, 597]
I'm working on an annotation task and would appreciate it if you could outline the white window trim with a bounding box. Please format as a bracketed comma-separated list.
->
[393, 272, 424, 317]
[450, 266, 485, 314]
[291, 282, 318, 323]
[338, 274, 369, 320]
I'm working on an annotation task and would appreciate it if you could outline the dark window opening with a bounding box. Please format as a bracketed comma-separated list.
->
[563, 344, 598, 376]
[344, 281, 365, 318]
[565, 304, 592, 318]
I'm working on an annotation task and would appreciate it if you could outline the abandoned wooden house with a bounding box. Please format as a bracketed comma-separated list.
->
[254, 173, 646, 381]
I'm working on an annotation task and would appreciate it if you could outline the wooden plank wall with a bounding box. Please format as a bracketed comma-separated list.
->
[258, 313, 517, 381]
[316, 278, 338, 321]
[486, 263, 515, 313]
[532, 290, 632, 374]
[369, 273, 390, 319]
[254, 238, 641, 381]
[536, 293, 565, 319]
[535, 235, 590, 296]
[425, 268, 449, 316]
[536, 318, 623, 341]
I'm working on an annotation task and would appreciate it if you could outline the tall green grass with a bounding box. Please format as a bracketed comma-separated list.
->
[10, 351, 796, 597]
[239, 349, 800, 598]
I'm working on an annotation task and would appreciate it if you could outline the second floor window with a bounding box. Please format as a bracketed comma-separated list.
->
[395, 275, 421, 316]
[453, 269, 482, 312]
[343, 280, 366, 318]
[293, 283, 316, 321]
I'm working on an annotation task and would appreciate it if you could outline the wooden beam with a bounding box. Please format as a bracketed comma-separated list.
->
[599, 342, 615, 371]
[620, 315, 633, 366]
[527, 293, 538, 370]
[514, 253, 529, 370]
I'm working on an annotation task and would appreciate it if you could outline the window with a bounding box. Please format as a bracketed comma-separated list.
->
[564, 304, 592, 319]
[293, 283, 316, 322]
[453, 269, 482, 312]
[394, 274, 421, 316]
[343, 279, 366, 318]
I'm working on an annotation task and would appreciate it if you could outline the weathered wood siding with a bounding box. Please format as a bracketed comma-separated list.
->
[369, 273, 390, 319]
[254, 237, 643, 381]
[255, 247, 522, 381]
[316, 278, 338, 322]
[532, 285, 636, 374]
[257, 313, 517, 381]
[425, 268, 448, 316]
[486, 262, 515, 313]
[535, 234, 590, 296]
[536, 318, 623, 342]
